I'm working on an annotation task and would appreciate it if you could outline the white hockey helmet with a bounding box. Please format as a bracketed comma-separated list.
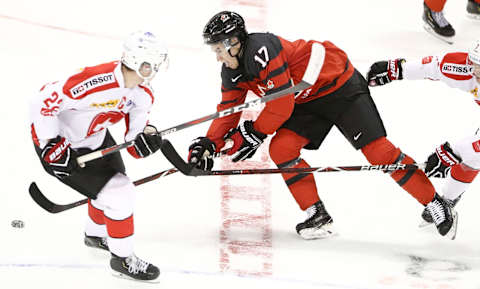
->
[468, 39, 480, 65]
[121, 31, 168, 80]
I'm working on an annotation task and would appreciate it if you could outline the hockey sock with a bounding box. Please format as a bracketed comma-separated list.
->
[270, 129, 320, 210]
[85, 200, 107, 237]
[105, 214, 134, 257]
[361, 137, 435, 205]
[442, 164, 479, 200]
[425, 0, 447, 12]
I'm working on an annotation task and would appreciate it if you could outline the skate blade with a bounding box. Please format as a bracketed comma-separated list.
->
[423, 24, 455, 44]
[111, 270, 161, 283]
[418, 220, 433, 228]
[299, 223, 337, 240]
[445, 211, 458, 241]
[467, 13, 480, 20]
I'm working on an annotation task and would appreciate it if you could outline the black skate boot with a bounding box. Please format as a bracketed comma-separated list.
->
[425, 193, 458, 239]
[84, 234, 109, 251]
[296, 200, 336, 240]
[467, 0, 480, 19]
[110, 253, 160, 282]
[423, 2, 455, 43]
[420, 194, 462, 225]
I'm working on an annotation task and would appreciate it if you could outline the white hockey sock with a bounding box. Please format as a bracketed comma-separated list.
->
[85, 217, 107, 237]
[441, 174, 470, 201]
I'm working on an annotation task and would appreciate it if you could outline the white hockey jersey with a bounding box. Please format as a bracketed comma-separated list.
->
[30, 61, 154, 157]
[403, 52, 480, 103]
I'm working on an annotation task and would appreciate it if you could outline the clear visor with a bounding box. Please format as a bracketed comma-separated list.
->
[209, 37, 239, 57]
[473, 62, 480, 78]
[137, 54, 168, 80]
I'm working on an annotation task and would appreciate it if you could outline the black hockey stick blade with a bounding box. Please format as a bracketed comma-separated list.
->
[29, 182, 88, 213]
[160, 139, 207, 176]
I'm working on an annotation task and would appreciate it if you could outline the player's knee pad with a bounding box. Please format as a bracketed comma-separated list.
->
[269, 128, 309, 165]
[362, 137, 418, 185]
[453, 136, 480, 169]
[94, 173, 135, 220]
[88, 199, 105, 225]
[361, 137, 401, 165]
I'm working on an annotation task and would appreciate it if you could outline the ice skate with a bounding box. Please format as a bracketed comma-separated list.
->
[84, 234, 109, 251]
[423, 2, 455, 44]
[110, 253, 160, 282]
[467, 0, 480, 20]
[296, 200, 336, 240]
[419, 194, 461, 228]
[424, 193, 458, 240]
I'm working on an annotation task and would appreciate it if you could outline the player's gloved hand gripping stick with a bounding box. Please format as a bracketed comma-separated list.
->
[74, 43, 325, 167]
[29, 43, 325, 213]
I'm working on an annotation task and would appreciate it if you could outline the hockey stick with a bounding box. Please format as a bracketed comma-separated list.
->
[77, 80, 310, 166]
[28, 168, 177, 213]
[75, 43, 325, 166]
[29, 150, 228, 213]
[160, 139, 426, 176]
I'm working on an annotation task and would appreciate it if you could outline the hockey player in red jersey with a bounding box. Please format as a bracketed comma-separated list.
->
[187, 11, 457, 240]
[367, 39, 480, 229]
[29, 31, 168, 281]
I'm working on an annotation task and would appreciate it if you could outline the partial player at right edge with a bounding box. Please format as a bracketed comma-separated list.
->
[367, 39, 480, 237]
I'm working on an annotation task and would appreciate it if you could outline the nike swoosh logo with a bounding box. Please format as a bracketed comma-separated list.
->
[231, 74, 242, 82]
[354, 132, 362, 141]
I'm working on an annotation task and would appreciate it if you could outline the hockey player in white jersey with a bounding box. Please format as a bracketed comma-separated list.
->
[29, 31, 168, 281]
[366, 40, 480, 231]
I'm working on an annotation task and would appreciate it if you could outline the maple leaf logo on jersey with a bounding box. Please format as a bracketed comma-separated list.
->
[266, 80, 274, 89]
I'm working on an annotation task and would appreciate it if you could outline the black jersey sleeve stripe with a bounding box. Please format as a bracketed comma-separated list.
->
[220, 98, 239, 105]
[262, 62, 289, 85]
[312, 61, 349, 95]
[221, 86, 244, 92]
[265, 81, 292, 96]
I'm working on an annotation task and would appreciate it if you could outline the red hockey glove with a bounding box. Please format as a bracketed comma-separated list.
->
[367, 58, 405, 86]
[224, 120, 267, 162]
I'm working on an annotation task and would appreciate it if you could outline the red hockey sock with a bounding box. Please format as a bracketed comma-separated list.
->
[270, 129, 320, 210]
[361, 137, 435, 205]
[105, 214, 134, 239]
[88, 199, 105, 225]
[425, 0, 447, 12]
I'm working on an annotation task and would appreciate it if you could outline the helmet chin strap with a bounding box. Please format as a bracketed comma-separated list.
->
[227, 43, 244, 66]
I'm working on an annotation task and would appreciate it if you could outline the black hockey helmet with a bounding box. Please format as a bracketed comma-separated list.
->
[203, 11, 248, 45]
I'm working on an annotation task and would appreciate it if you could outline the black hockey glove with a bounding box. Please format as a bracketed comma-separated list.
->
[366, 58, 405, 86]
[133, 125, 163, 158]
[188, 137, 216, 170]
[40, 136, 79, 179]
[225, 120, 267, 162]
[424, 142, 462, 178]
